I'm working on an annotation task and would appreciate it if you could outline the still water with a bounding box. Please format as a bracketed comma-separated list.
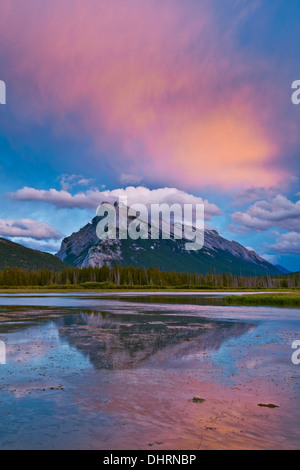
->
[0, 292, 299, 449]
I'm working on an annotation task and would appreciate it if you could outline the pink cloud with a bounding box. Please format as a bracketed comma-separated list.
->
[0, 0, 290, 189]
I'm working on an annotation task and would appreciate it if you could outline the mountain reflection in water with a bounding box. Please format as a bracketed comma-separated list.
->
[57, 311, 254, 370]
[0, 294, 299, 450]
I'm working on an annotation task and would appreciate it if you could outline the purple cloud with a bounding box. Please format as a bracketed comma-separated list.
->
[0, 219, 62, 240]
[233, 186, 279, 206]
[231, 195, 300, 232]
[269, 232, 300, 254]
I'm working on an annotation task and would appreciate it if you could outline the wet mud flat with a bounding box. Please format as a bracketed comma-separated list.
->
[0, 295, 299, 450]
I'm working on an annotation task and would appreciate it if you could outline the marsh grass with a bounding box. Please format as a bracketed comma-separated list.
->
[225, 293, 300, 307]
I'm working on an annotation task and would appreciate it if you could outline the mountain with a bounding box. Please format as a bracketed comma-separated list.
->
[56, 216, 281, 276]
[0, 238, 68, 271]
[274, 264, 291, 274]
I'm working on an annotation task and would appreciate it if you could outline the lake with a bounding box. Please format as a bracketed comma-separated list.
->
[0, 292, 299, 450]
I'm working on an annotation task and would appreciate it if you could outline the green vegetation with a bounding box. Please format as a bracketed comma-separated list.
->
[0, 238, 68, 271]
[225, 293, 300, 307]
[0, 263, 299, 291]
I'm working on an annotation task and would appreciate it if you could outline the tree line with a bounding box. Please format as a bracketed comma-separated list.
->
[0, 264, 298, 289]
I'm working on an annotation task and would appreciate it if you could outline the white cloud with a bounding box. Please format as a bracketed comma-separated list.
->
[8, 186, 222, 221]
[8, 187, 99, 209]
[261, 254, 279, 265]
[269, 232, 300, 254]
[59, 174, 95, 191]
[231, 195, 300, 232]
[0, 219, 62, 240]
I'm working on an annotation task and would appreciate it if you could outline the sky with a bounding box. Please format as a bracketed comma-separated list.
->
[0, 0, 300, 271]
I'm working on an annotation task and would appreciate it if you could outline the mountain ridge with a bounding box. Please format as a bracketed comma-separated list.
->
[56, 216, 281, 276]
[0, 237, 68, 271]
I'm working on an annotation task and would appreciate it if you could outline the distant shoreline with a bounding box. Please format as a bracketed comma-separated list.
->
[0, 287, 295, 293]
[0, 288, 299, 308]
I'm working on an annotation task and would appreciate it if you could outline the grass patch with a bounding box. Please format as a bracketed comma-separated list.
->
[224, 293, 300, 307]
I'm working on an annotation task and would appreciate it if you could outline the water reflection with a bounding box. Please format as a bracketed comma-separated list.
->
[0, 307, 254, 371]
[0, 295, 299, 450]
[58, 311, 254, 369]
